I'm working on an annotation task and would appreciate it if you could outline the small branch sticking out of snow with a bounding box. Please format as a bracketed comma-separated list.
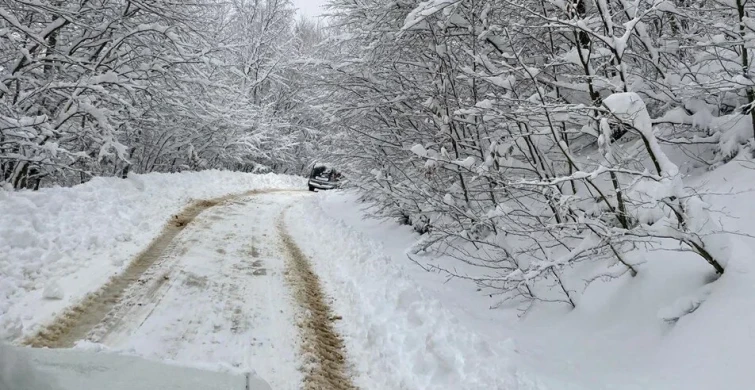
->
[658, 284, 714, 323]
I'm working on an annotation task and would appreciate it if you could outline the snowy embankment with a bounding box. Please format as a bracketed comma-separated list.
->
[285, 199, 562, 390]
[0, 171, 304, 340]
[305, 157, 755, 390]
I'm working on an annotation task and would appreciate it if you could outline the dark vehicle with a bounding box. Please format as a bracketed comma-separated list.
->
[308, 163, 341, 191]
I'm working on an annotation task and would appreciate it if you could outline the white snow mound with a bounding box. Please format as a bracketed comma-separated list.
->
[42, 281, 64, 300]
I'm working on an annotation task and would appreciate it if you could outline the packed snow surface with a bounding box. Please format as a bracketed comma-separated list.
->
[0, 171, 304, 340]
[100, 192, 306, 389]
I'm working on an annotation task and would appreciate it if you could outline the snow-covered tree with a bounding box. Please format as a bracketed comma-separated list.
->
[318, 0, 739, 309]
[0, 0, 326, 188]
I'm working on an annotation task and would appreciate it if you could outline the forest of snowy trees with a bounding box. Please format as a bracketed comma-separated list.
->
[3, 0, 753, 308]
[317, 0, 751, 308]
[0, 0, 324, 189]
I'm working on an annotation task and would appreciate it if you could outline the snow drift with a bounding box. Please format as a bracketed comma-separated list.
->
[285, 197, 559, 390]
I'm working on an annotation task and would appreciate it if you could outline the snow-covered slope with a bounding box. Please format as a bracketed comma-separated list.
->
[285, 197, 565, 390]
[310, 156, 755, 389]
[0, 171, 305, 340]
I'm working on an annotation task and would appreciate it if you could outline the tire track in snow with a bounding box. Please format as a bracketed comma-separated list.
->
[277, 213, 357, 390]
[22, 189, 280, 348]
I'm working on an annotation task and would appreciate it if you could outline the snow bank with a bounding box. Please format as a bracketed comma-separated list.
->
[285, 198, 555, 390]
[10, 344, 267, 390]
[0, 171, 304, 339]
[0, 343, 60, 390]
[309, 157, 755, 390]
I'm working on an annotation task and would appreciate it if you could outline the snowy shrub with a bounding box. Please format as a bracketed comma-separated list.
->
[317, 0, 741, 310]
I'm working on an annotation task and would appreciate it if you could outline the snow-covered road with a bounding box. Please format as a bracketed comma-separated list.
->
[20, 191, 354, 390]
[3, 175, 563, 390]
[3, 167, 752, 390]
[101, 192, 304, 388]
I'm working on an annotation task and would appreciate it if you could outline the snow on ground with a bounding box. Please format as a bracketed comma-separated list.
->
[3, 162, 753, 389]
[0, 171, 304, 341]
[506, 156, 755, 390]
[98, 192, 307, 389]
[0, 342, 60, 390]
[650, 157, 755, 389]
[285, 197, 567, 390]
[304, 155, 755, 390]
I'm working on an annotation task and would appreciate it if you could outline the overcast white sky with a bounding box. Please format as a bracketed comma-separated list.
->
[292, 0, 326, 19]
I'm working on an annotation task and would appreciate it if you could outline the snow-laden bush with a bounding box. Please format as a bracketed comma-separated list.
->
[319, 0, 741, 311]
